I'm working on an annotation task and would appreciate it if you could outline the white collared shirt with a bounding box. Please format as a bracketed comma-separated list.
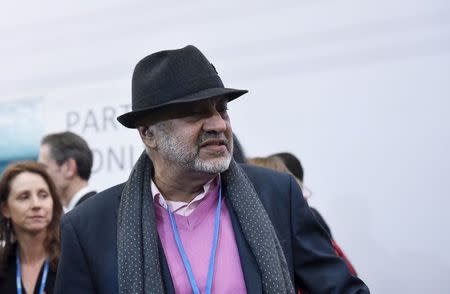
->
[151, 176, 218, 217]
[64, 185, 95, 213]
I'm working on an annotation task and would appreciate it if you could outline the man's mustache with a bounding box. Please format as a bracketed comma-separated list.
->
[198, 133, 230, 147]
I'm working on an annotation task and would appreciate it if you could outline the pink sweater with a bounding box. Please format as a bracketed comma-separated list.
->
[154, 183, 247, 293]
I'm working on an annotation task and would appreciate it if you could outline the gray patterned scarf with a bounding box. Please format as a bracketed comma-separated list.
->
[118, 152, 295, 293]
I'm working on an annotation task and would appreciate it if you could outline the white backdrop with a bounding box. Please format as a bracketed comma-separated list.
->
[1, 1, 450, 292]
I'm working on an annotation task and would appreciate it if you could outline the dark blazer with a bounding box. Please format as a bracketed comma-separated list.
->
[0, 248, 56, 294]
[310, 207, 332, 237]
[54, 164, 369, 293]
[75, 191, 96, 207]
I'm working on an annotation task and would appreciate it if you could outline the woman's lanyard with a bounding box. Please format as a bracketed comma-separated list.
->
[16, 248, 49, 294]
[167, 186, 222, 294]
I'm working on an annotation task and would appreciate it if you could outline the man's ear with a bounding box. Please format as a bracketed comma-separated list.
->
[138, 126, 157, 148]
[62, 158, 77, 178]
[138, 126, 153, 138]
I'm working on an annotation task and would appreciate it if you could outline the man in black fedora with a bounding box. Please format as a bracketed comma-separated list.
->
[54, 45, 369, 293]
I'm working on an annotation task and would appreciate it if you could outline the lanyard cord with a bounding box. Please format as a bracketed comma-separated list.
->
[16, 248, 49, 294]
[167, 187, 222, 294]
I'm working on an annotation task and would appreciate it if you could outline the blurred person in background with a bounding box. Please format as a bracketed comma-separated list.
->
[38, 131, 96, 213]
[268, 152, 357, 275]
[0, 161, 63, 294]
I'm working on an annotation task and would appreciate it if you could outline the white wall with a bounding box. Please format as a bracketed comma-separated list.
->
[1, 1, 450, 292]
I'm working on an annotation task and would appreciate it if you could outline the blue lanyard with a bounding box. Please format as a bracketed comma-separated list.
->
[167, 187, 222, 294]
[16, 248, 49, 294]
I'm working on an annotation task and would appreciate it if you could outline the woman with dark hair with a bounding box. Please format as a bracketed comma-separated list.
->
[0, 161, 62, 294]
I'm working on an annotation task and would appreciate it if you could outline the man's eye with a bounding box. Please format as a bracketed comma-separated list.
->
[218, 106, 229, 117]
[217, 102, 229, 112]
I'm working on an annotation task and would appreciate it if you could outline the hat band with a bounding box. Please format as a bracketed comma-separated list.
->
[132, 74, 224, 111]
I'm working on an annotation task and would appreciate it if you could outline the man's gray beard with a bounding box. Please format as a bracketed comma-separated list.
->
[155, 125, 232, 174]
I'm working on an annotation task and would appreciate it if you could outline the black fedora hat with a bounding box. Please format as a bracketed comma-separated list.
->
[117, 45, 248, 128]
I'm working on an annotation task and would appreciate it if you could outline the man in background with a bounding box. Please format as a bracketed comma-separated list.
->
[38, 131, 96, 212]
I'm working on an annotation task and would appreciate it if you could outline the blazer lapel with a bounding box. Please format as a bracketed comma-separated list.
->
[225, 195, 263, 293]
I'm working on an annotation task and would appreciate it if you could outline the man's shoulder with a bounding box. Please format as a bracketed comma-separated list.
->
[75, 190, 97, 207]
[239, 163, 293, 187]
[65, 182, 126, 224]
[237, 163, 296, 205]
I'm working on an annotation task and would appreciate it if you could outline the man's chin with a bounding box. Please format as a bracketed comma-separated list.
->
[194, 157, 231, 174]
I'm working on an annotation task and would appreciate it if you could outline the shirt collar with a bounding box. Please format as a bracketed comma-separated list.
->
[151, 175, 219, 212]
[64, 185, 94, 213]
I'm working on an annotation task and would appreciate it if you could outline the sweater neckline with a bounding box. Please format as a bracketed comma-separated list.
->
[155, 182, 221, 231]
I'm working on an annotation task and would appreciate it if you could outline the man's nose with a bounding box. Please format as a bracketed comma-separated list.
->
[203, 111, 227, 133]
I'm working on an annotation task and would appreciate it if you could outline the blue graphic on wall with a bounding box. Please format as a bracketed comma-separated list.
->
[0, 97, 44, 173]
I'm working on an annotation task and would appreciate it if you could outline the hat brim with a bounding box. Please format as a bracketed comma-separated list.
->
[117, 87, 248, 128]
